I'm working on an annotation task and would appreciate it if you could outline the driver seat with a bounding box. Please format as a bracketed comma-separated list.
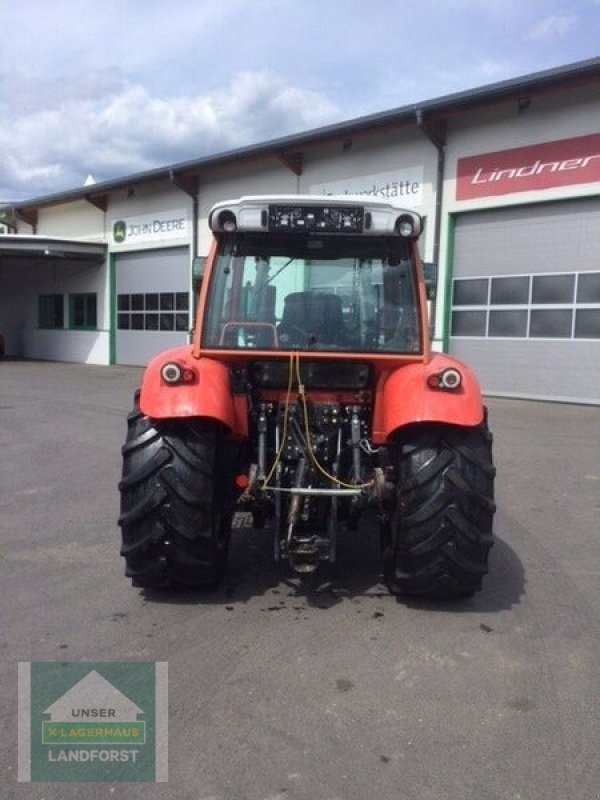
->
[278, 292, 347, 348]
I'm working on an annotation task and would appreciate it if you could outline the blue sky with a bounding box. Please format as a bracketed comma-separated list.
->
[1, 0, 599, 201]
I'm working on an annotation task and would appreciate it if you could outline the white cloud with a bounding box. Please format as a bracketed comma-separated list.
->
[527, 12, 577, 40]
[0, 72, 339, 200]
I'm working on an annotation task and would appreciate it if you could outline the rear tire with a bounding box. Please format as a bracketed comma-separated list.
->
[118, 390, 232, 589]
[383, 422, 496, 599]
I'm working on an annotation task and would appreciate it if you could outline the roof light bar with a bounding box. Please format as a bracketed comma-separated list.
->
[269, 204, 363, 232]
[208, 195, 422, 237]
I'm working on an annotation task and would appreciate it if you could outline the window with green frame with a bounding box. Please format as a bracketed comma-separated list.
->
[69, 293, 97, 330]
[38, 295, 64, 329]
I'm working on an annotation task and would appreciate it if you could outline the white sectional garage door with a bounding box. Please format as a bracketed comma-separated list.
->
[449, 198, 600, 404]
[115, 247, 190, 366]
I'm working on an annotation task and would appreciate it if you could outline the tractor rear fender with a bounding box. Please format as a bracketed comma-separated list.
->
[372, 352, 484, 444]
[139, 348, 248, 438]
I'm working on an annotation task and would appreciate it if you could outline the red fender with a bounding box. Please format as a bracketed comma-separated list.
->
[372, 352, 484, 443]
[139, 347, 248, 438]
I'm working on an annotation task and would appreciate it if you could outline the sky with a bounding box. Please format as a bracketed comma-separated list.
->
[1, 0, 599, 202]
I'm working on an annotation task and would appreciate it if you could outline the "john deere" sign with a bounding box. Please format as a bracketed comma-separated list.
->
[111, 209, 188, 245]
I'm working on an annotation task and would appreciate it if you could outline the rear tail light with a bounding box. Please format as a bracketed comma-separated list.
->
[160, 362, 196, 385]
[161, 362, 182, 384]
[427, 367, 462, 391]
[235, 474, 250, 490]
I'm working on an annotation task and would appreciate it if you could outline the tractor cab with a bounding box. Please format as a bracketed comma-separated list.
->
[197, 197, 425, 357]
[201, 198, 423, 354]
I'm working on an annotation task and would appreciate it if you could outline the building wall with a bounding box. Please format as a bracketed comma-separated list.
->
[437, 83, 600, 345]
[444, 83, 600, 215]
[36, 200, 106, 242]
[106, 184, 195, 365]
[197, 157, 298, 253]
[107, 183, 193, 254]
[299, 127, 437, 261]
[437, 84, 600, 403]
[0, 257, 108, 363]
[196, 129, 437, 257]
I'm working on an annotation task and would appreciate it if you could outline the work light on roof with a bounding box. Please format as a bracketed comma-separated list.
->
[208, 196, 422, 237]
[397, 214, 415, 237]
[218, 210, 237, 232]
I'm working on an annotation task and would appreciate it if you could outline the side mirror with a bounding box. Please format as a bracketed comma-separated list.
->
[423, 262, 438, 301]
[191, 257, 207, 335]
[192, 256, 206, 292]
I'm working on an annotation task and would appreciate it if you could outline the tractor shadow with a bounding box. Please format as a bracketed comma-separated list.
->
[398, 535, 525, 614]
[141, 511, 525, 613]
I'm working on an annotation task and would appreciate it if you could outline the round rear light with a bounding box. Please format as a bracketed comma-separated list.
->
[235, 474, 250, 490]
[161, 362, 183, 384]
[427, 367, 463, 391]
[440, 368, 462, 390]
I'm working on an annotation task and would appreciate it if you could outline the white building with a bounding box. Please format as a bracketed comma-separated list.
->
[1, 58, 599, 404]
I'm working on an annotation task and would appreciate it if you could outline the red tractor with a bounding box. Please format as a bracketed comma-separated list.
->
[119, 195, 495, 598]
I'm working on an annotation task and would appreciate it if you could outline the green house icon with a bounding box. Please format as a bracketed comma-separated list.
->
[41, 670, 146, 744]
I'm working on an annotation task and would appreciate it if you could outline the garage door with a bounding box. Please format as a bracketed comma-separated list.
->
[449, 198, 600, 404]
[115, 247, 190, 365]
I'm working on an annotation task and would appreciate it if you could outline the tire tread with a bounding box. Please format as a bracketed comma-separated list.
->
[384, 422, 495, 599]
[118, 392, 231, 589]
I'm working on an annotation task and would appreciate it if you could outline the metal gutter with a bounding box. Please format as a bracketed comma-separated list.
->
[416, 109, 446, 339]
[415, 110, 445, 267]
[169, 170, 199, 261]
[0, 234, 107, 259]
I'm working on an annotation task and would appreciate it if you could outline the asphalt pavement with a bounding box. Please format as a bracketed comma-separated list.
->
[1, 359, 599, 800]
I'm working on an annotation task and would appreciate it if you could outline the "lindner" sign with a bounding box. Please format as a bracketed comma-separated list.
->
[456, 133, 600, 200]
